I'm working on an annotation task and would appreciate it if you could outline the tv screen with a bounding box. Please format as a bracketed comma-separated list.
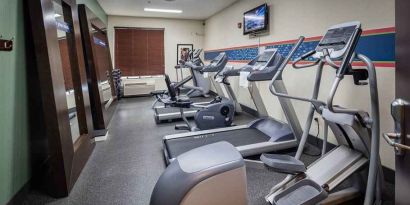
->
[243, 4, 268, 35]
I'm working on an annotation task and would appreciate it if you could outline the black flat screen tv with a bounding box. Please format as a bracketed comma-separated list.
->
[243, 3, 269, 35]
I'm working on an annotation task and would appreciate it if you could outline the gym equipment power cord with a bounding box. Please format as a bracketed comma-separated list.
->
[303, 117, 322, 157]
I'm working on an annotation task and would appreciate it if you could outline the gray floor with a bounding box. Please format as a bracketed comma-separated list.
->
[23, 97, 393, 205]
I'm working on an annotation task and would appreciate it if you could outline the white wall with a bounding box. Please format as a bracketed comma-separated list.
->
[204, 0, 396, 169]
[107, 16, 205, 89]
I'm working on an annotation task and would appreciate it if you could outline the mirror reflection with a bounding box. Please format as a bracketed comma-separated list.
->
[53, 0, 80, 143]
[91, 26, 114, 109]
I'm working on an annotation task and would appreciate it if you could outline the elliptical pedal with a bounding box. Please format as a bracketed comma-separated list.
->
[260, 154, 306, 174]
[272, 179, 328, 205]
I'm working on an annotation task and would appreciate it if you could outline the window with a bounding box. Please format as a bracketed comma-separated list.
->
[115, 28, 165, 76]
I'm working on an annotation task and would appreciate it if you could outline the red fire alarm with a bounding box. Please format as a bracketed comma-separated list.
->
[238, 22, 242, 29]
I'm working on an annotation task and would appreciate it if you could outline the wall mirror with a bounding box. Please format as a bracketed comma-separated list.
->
[92, 25, 115, 109]
[79, 4, 117, 136]
[53, 0, 81, 143]
[26, 0, 95, 197]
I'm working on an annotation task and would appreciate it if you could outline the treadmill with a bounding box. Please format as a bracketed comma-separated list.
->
[163, 49, 304, 164]
[153, 53, 236, 123]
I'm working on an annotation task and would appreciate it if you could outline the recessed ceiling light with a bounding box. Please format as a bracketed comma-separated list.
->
[144, 8, 183, 13]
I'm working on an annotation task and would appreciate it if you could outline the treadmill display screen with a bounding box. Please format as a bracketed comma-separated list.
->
[317, 25, 356, 51]
[257, 51, 274, 63]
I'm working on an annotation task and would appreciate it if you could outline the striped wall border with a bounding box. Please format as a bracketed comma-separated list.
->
[204, 27, 395, 68]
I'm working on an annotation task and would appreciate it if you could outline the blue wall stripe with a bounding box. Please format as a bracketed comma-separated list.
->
[205, 33, 395, 63]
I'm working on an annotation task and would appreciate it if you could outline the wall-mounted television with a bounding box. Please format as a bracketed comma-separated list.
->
[243, 3, 269, 35]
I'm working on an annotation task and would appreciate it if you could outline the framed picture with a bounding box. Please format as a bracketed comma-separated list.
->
[177, 44, 193, 64]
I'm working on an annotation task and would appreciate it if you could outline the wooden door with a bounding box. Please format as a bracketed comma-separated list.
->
[394, 0, 410, 204]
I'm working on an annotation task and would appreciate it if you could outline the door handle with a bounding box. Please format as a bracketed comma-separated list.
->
[383, 133, 410, 154]
[383, 99, 410, 155]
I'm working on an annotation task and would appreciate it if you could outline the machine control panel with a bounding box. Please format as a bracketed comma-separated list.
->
[314, 21, 361, 59]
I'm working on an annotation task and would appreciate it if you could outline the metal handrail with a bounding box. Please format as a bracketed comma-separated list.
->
[268, 36, 326, 106]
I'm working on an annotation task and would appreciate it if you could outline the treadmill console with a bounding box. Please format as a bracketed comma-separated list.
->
[209, 52, 225, 66]
[314, 21, 361, 59]
[246, 49, 284, 81]
[222, 49, 282, 81]
[247, 49, 278, 69]
[202, 53, 228, 73]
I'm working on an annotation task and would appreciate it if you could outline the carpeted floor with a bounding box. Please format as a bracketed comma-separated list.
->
[22, 97, 394, 205]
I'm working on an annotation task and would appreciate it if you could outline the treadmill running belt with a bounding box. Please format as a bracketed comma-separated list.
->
[165, 128, 271, 159]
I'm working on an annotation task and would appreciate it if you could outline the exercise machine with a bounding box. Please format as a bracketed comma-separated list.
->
[150, 49, 205, 109]
[263, 21, 383, 205]
[178, 49, 210, 97]
[161, 74, 235, 131]
[213, 65, 243, 113]
[153, 53, 234, 123]
[151, 21, 383, 205]
[162, 48, 308, 164]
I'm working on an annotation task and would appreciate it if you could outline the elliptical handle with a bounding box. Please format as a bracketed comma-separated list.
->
[278, 36, 305, 73]
[336, 28, 362, 77]
[292, 49, 320, 69]
[292, 50, 317, 69]
[269, 36, 327, 105]
[269, 37, 313, 101]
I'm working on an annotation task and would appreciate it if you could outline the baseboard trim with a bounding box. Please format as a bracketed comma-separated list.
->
[6, 181, 30, 205]
[93, 129, 107, 137]
[95, 131, 109, 142]
[239, 103, 259, 117]
[382, 165, 395, 184]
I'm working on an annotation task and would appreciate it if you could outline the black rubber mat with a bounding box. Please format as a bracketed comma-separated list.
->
[165, 128, 271, 159]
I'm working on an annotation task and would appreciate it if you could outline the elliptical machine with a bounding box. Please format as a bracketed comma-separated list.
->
[178, 49, 211, 97]
[153, 52, 236, 124]
[150, 22, 383, 205]
[263, 21, 383, 205]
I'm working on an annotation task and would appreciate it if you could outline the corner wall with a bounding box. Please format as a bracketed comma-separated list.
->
[204, 0, 396, 169]
[107, 16, 205, 89]
[0, 0, 29, 204]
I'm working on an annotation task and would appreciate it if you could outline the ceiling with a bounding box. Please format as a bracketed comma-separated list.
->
[97, 0, 238, 20]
